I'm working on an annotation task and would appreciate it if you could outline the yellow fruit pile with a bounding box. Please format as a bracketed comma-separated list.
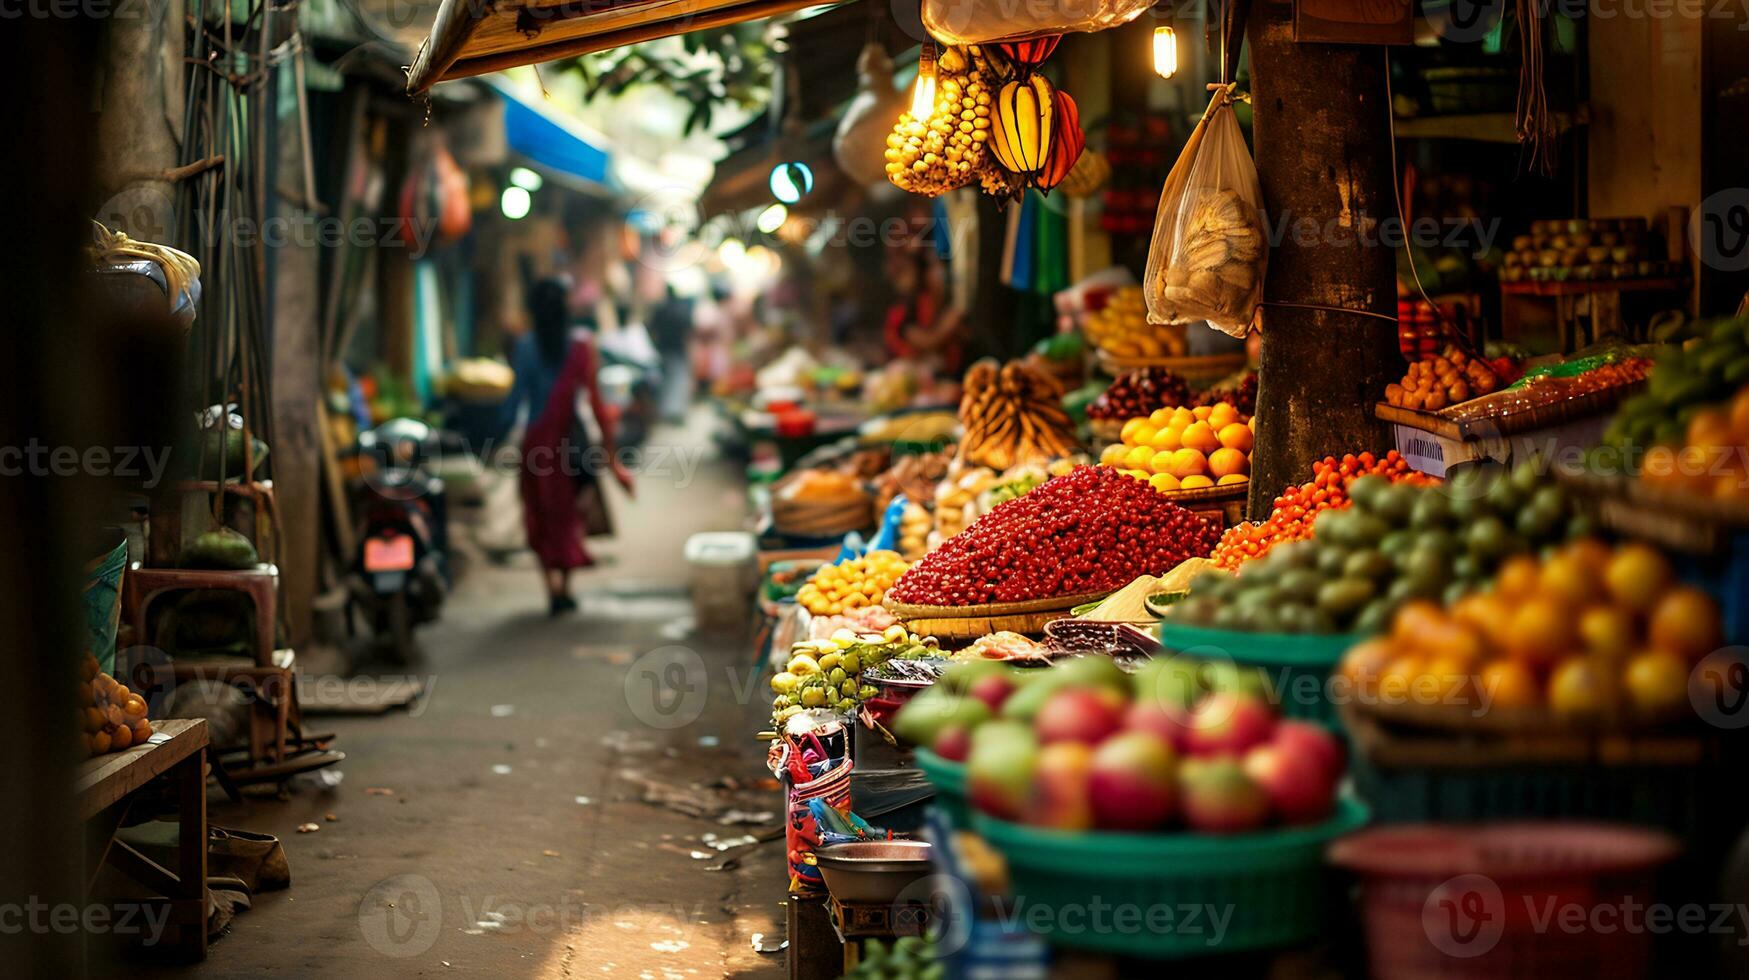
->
[1098, 403, 1252, 493]
[797, 550, 910, 616]
[1340, 538, 1724, 724]
[1084, 286, 1186, 359]
[884, 46, 1000, 197]
[78, 653, 152, 758]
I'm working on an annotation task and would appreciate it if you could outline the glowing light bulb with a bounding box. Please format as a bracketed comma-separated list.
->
[756, 203, 788, 235]
[1153, 27, 1177, 79]
[500, 186, 531, 220]
[910, 44, 937, 120]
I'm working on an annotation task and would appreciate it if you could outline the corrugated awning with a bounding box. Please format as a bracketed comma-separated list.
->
[407, 0, 839, 94]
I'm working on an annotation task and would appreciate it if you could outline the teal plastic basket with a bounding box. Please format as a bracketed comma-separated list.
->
[1158, 622, 1361, 731]
[913, 748, 970, 829]
[971, 797, 1370, 958]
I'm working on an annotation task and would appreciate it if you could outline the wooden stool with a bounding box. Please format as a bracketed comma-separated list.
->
[124, 564, 277, 666]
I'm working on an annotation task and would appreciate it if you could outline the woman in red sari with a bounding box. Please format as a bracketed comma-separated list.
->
[506, 280, 635, 615]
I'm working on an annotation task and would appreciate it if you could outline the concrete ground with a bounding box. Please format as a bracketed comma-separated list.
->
[142, 420, 790, 979]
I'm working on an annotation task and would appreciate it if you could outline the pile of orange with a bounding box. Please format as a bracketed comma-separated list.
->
[1098, 403, 1252, 494]
[1640, 388, 1749, 501]
[1210, 451, 1431, 570]
[1339, 538, 1724, 723]
[78, 653, 153, 758]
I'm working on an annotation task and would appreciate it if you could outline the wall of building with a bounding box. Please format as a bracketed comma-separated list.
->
[1586, 16, 1701, 229]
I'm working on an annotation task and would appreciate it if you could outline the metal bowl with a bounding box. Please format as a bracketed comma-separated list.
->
[812, 840, 934, 904]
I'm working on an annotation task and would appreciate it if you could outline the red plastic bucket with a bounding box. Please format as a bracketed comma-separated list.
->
[1329, 823, 1679, 979]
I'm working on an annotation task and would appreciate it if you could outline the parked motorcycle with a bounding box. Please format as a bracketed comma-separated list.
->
[344, 418, 451, 662]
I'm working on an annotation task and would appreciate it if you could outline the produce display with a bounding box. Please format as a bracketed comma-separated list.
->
[842, 936, 940, 980]
[884, 46, 1002, 197]
[773, 469, 874, 536]
[79, 653, 153, 758]
[1209, 452, 1430, 570]
[1500, 216, 1679, 284]
[1176, 466, 1580, 635]
[897, 502, 932, 561]
[1339, 537, 1722, 724]
[1085, 367, 1193, 422]
[1600, 317, 1748, 462]
[1192, 370, 1259, 415]
[1097, 402, 1252, 493]
[932, 461, 1001, 541]
[1441, 355, 1651, 424]
[1385, 346, 1504, 411]
[957, 359, 1081, 470]
[1083, 286, 1186, 359]
[888, 465, 1220, 607]
[872, 449, 954, 515]
[797, 550, 910, 617]
[769, 625, 937, 725]
[1633, 387, 1749, 501]
[895, 655, 1347, 833]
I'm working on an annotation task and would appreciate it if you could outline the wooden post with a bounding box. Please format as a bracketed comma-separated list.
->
[1245, 0, 1403, 513]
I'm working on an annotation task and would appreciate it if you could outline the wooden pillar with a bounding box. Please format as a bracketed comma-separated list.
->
[271, 99, 322, 650]
[1245, 0, 1403, 513]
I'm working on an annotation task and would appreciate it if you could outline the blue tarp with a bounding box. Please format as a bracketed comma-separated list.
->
[489, 81, 612, 188]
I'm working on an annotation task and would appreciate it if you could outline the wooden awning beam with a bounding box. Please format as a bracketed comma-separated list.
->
[408, 0, 834, 94]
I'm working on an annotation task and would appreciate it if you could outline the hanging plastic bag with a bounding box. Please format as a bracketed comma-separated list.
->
[1143, 84, 1267, 338]
[922, 0, 1155, 45]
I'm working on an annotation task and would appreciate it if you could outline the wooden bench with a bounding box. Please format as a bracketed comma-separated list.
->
[76, 718, 209, 961]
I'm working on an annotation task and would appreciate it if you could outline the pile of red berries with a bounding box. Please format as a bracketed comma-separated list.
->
[889, 465, 1221, 606]
[1193, 371, 1259, 415]
[1086, 368, 1193, 421]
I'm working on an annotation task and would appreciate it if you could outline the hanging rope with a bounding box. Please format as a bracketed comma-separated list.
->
[1514, 0, 1556, 177]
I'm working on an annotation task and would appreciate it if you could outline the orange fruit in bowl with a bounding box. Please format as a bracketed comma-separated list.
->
[1625, 648, 1691, 717]
[1340, 638, 1394, 690]
[1192, 405, 1213, 422]
[1477, 660, 1540, 711]
[1129, 423, 1159, 448]
[1505, 596, 1576, 669]
[1148, 472, 1182, 493]
[1170, 407, 1195, 428]
[1149, 449, 1178, 475]
[1099, 443, 1128, 467]
[1217, 422, 1253, 453]
[1648, 586, 1722, 661]
[1538, 552, 1603, 606]
[1603, 543, 1673, 612]
[1150, 425, 1183, 451]
[1578, 605, 1636, 661]
[1217, 474, 1249, 486]
[1378, 654, 1426, 702]
[1180, 475, 1216, 490]
[1181, 421, 1221, 453]
[1149, 408, 1173, 427]
[1124, 445, 1155, 470]
[1120, 418, 1148, 443]
[1560, 536, 1614, 568]
[1549, 656, 1614, 718]
[1452, 592, 1511, 646]
[1392, 601, 1447, 645]
[1208, 447, 1250, 479]
[1425, 655, 1475, 704]
[1492, 555, 1542, 600]
[1207, 402, 1241, 429]
[1166, 447, 1209, 479]
[1423, 620, 1486, 669]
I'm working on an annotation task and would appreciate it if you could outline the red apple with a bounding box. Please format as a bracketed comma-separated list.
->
[1088, 731, 1179, 831]
[932, 724, 972, 763]
[1124, 700, 1191, 750]
[968, 673, 1017, 713]
[1242, 743, 1336, 825]
[1024, 741, 1095, 830]
[1183, 693, 1276, 757]
[1034, 686, 1127, 746]
[1178, 757, 1270, 833]
[1271, 720, 1345, 783]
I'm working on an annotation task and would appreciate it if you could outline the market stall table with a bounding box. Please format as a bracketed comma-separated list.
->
[1502, 277, 1688, 351]
[77, 717, 209, 961]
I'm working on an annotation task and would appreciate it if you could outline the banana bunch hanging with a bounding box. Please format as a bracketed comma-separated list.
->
[884, 45, 1004, 197]
[991, 74, 1054, 177]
